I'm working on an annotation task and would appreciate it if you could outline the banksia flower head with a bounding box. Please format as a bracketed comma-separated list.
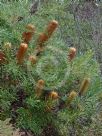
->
[0, 51, 6, 64]
[35, 79, 45, 98]
[16, 43, 28, 64]
[49, 91, 59, 100]
[29, 55, 37, 65]
[66, 90, 77, 105]
[46, 20, 58, 37]
[68, 47, 76, 61]
[79, 78, 91, 96]
[22, 24, 35, 44]
[37, 20, 58, 46]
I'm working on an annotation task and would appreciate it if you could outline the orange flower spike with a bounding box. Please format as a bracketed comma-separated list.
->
[37, 33, 48, 45]
[49, 91, 59, 100]
[35, 79, 45, 98]
[79, 78, 91, 96]
[22, 32, 33, 44]
[0, 51, 6, 64]
[22, 24, 35, 44]
[68, 47, 76, 61]
[16, 43, 28, 64]
[29, 55, 37, 65]
[46, 20, 58, 37]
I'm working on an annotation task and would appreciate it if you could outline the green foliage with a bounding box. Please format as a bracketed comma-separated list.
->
[17, 97, 53, 134]
[0, 0, 102, 136]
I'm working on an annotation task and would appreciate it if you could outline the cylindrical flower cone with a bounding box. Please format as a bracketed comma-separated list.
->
[22, 32, 34, 44]
[16, 43, 28, 64]
[66, 90, 77, 105]
[29, 55, 37, 65]
[0, 51, 6, 64]
[79, 78, 91, 96]
[46, 20, 58, 37]
[22, 24, 35, 44]
[68, 47, 76, 61]
[35, 79, 45, 98]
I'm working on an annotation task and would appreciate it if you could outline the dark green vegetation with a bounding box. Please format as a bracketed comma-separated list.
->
[0, 0, 102, 136]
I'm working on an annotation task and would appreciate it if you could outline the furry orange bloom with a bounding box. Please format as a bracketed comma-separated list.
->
[79, 78, 90, 96]
[37, 20, 58, 46]
[49, 91, 59, 100]
[46, 20, 58, 37]
[16, 43, 28, 64]
[22, 24, 35, 44]
[68, 47, 76, 61]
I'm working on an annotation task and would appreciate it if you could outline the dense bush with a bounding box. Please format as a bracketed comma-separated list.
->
[0, 0, 102, 136]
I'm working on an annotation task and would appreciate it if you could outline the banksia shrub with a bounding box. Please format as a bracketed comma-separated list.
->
[0, 3, 101, 135]
[16, 43, 28, 64]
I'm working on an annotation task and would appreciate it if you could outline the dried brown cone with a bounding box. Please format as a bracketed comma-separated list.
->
[16, 43, 28, 64]
[68, 47, 76, 61]
[35, 79, 45, 98]
[79, 78, 91, 96]
[66, 90, 77, 105]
